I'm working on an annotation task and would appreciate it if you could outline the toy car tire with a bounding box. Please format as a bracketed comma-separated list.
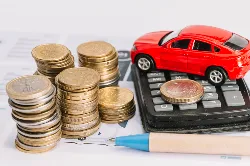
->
[135, 54, 155, 72]
[206, 66, 228, 86]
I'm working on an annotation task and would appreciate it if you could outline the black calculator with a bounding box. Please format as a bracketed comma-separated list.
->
[131, 64, 250, 133]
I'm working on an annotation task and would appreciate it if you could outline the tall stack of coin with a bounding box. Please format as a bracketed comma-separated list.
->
[160, 79, 204, 104]
[55, 67, 101, 138]
[98, 87, 136, 123]
[77, 41, 120, 87]
[6, 75, 61, 153]
[32, 44, 75, 84]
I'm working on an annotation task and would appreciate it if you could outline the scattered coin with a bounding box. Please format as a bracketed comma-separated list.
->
[160, 79, 204, 104]
[6, 75, 61, 153]
[98, 87, 136, 123]
[77, 41, 120, 87]
[32, 43, 75, 84]
[56, 67, 101, 138]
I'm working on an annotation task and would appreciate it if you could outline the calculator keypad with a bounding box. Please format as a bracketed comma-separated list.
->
[147, 71, 245, 112]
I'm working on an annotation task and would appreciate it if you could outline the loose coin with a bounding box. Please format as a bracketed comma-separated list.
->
[160, 79, 204, 104]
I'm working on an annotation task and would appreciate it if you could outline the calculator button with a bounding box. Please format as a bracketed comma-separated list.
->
[224, 79, 237, 85]
[179, 103, 197, 110]
[223, 91, 245, 106]
[153, 97, 166, 105]
[148, 77, 166, 83]
[151, 90, 161, 97]
[197, 80, 211, 86]
[202, 100, 221, 108]
[203, 86, 216, 93]
[202, 93, 218, 101]
[221, 85, 239, 91]
[154, 104, 173, 112]
[149, 83, 164, 90]
[147, 72, 164, 78]
[171, 75, 189, 80]
[170, 72, 187, 76]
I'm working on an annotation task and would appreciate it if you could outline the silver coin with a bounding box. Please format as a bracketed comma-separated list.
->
[12, 111, 59, 127]
[9, 98, 55, 114]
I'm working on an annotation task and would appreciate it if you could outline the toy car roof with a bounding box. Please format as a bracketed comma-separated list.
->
[179, 25, 233, 43]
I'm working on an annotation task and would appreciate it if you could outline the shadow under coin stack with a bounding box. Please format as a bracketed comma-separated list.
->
[98, 87, 136, 123]
[77, 41, 120, 87]
[32, 44, 75, 84]
[55, 67, 101, 138]
[6, 75, 61, 153]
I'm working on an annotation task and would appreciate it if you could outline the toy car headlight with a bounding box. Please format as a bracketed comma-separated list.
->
[132, 45, 137, 51]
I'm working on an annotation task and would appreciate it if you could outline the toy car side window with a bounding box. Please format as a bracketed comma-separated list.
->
[171, 39, 191, 49]
[214, 46, 220, 52]
[193, 40, 212, 52]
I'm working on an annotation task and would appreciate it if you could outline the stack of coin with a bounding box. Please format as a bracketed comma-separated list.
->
[160, 79, 204, 104]
[77, 41, 120, 87]
[32, 43, 75, 84]
[98, 87, 136, 123]
[55, 67, 101, 138]
[6, 75, 61, 153]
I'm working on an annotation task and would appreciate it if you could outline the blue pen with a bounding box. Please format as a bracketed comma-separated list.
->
[113, 133, 250, 156]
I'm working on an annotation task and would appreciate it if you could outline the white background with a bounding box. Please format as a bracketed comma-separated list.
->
[1, 0, 250, 166]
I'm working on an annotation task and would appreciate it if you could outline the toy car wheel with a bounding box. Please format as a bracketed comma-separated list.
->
[135, 54, 155, 72]
[206, 67, 227, 86]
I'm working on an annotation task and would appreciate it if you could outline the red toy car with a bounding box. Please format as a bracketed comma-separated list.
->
[131, 25, 250, 86]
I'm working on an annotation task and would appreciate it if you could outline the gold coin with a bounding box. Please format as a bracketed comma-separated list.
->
[61, 119, 101, 136]
[35, 54, 74, 66]
[6, 75, 52, 101]
[32, 44, 71, 62]
[79, 51, 117, 63]
[98, 87, 134, 108]
[56, 67, 100, 91]
[79, 54, 118, 68]
[77, 41, 114, 58]
[160, 79, 204, 104]
[62, 108, 99, 124]
[101, 113, 135, 124]
[15, 138, 57, 153]
[17, 133, 61, 147]
[62, 117, 99, 131]
[17, 129, 62, 142]
[57, 86, 99, 101]
[15, 141, 56, 154]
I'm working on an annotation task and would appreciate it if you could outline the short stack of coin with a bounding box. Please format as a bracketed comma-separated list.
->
[32, 43, 75, 84]
[6, 75, 61, 153]
[160, 79, 204, 104]
[98, 87, 136, 123]
[55, 67, 101, 138]
[77, 41, 120, 87]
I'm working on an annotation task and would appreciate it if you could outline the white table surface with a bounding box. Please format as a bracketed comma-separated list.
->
[1, 0, 250, 165]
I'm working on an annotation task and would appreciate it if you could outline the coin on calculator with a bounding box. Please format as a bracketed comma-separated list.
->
[160, 79, 204, 104]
